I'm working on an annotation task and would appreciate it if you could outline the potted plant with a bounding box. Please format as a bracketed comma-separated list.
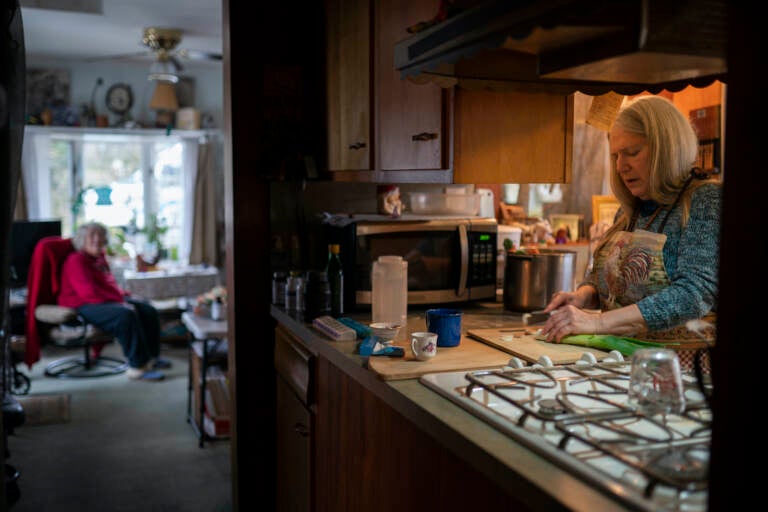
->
[131, 212, 168, 271]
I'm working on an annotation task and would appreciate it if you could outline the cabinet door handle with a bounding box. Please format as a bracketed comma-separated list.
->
[293, 422, 310, 437]
[411, 132, 438, 141]
[348, 141, 367, 150]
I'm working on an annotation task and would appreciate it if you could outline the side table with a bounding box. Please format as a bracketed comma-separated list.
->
[181, 311, 228, 447]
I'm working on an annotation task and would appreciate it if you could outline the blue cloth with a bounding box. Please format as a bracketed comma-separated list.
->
[77, 297, 161, 368]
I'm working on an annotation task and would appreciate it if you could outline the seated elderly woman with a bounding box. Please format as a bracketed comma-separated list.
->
[57, 221, 171, 381]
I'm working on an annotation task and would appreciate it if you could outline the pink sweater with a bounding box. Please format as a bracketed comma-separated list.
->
[58, 251, 126, 307]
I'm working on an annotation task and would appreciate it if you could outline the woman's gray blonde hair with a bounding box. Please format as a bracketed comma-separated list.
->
[604, 95, 713, 240]
[72, 221, 108, 251]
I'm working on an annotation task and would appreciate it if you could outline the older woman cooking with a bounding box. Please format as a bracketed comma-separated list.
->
[540, 95, 721, 344]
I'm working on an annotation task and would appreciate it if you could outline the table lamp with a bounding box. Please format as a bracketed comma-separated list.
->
[150, 82, 179, 128]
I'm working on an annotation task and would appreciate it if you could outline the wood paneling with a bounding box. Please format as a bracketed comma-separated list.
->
[225, 0, 326, 509]
[670, 82, 723, 122]
[454, 90, 574, 184]
[314, 357, 565, 511]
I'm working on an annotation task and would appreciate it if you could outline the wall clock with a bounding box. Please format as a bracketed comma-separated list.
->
[105, 83, 134, 116]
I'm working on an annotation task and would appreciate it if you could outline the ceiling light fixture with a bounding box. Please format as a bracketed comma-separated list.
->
[148, 57, 180, 83]
[144, 27, 183, 83]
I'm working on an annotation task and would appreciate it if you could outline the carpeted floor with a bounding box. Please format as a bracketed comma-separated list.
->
[5, 341, 232, 512]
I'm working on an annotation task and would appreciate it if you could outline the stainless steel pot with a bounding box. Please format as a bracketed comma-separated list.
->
[503, 249, 577, 312]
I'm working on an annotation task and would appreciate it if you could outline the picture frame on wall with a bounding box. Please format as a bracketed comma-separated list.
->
[26, 68, 72, 124]
[549, 213, 583, 242]
[592, 195, 621, 226]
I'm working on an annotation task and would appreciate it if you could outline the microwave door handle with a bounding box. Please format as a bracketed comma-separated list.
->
[458, 224, 468, 296]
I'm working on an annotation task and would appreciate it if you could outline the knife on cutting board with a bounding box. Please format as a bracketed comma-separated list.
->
[522, 310, 550, 326]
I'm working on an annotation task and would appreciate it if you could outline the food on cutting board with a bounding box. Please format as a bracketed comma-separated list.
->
[534, 330, 672, 357]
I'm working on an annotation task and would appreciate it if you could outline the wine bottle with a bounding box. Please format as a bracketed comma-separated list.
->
[325, 244, 344, 317]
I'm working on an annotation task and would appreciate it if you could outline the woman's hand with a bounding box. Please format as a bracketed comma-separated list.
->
[542, 288, 590, 313]
[541, 306, 602, 342]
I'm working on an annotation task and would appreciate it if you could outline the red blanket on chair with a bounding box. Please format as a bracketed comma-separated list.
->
[24, 236, 75, 369]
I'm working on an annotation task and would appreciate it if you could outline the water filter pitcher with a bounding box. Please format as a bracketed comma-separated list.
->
[371, 255, 408, 326]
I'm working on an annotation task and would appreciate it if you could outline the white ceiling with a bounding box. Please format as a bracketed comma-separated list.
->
[20, 0, 222, 66]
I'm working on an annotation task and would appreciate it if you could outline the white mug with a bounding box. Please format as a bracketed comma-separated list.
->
[411, 332, 438, 361]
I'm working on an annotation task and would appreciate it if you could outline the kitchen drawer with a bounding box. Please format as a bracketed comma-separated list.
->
[274, 324, 315, 406]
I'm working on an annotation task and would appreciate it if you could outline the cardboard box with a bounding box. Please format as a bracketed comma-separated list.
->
[205, 373, 230, 416]
[204, 412, 230, 438]
[191, 342, 229, 426]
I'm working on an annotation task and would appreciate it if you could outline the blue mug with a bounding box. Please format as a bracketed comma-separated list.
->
[426, 308, 463, 347]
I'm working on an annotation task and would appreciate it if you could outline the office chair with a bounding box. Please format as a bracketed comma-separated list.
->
[25, 236, 128, 378]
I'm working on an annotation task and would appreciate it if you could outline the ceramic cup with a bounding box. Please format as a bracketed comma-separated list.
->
[627, 348, 686, 415]
[411, 332, 438, 361]
[425, 308, 463, 347]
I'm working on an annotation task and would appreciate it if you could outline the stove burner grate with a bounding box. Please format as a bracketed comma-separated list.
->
[459, 361, 711, 505]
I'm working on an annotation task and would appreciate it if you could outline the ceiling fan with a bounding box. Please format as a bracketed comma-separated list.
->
[88, 27, 222, 83]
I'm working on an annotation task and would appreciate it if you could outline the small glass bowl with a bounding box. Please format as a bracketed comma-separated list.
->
[369, 322, 402, 343]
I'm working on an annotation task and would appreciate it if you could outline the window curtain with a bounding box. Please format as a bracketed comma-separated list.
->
[14, 172, 27, 220]
[180, 138, 199, 264]
[188, 136, 220, 267]
[20, 128, 52, 219]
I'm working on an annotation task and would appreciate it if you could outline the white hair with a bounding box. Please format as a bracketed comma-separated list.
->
[72, 222, 108, 251]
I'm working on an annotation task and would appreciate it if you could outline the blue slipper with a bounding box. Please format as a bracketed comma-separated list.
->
[153, 357, 172, 369]
[139, 370, 165, 381]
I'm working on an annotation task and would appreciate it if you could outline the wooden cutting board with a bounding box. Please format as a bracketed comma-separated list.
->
[367, 336, 511, 381]
[467, 328, 609, 364]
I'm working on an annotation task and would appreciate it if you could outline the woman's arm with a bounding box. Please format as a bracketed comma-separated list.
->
[541, 303, 647, 342]
[636, 184, 721, 330]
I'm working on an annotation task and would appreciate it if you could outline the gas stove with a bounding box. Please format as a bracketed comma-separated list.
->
[420, 355, 711, 511]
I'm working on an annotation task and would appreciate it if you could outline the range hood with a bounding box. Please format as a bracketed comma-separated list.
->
[394, 0, 727, 95]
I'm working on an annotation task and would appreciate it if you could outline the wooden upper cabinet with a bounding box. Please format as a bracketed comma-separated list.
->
[326, 0, 450, 175]
[327, 0, 371, 171]
[375, 0, 448, 171]
[453, 90, 574, 184]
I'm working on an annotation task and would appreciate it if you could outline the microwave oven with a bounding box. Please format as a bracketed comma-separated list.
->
[325, 217, 497, 310]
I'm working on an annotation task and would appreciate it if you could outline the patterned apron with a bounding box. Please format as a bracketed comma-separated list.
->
[592, 197, 715, 372]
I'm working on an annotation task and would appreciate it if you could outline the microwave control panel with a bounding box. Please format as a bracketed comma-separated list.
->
[468, 231, 497, 286]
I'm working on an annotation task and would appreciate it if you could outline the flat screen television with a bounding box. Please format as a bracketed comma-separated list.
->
[8, 219, 62, 288]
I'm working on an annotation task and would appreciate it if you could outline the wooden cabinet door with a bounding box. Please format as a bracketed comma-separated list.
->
[453, 90, 574, 184]
[327, 0, 371, 171]
[375, 0, 447, 171]
[276, 375, 312, 512]
[275, 325, 315, 511]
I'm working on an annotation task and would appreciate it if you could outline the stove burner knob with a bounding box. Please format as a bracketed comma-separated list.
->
[506, 357, 525, 369]
[605, 350, 625, 362]
[576, 352, 598, 365]
[538, 398, 567, 417]
[535, 355, 554, 368]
